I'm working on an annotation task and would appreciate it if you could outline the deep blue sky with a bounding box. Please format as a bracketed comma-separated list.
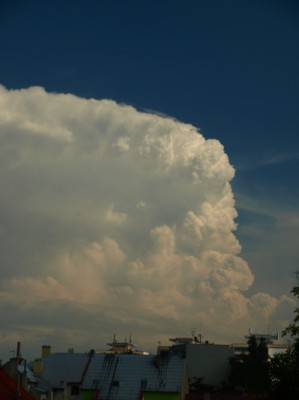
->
[1, 0, 299, 295]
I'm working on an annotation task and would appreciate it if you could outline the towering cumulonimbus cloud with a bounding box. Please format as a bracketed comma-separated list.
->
[0, 85, 291, 355]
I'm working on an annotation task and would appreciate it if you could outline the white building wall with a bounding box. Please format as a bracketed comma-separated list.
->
[268, 345, 288, 358]
[186, 344, 234, 387]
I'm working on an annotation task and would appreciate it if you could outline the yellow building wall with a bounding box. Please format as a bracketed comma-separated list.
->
[144, 392, 180, 400]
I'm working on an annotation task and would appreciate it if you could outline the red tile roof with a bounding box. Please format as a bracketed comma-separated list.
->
[0, 368, 35, 400]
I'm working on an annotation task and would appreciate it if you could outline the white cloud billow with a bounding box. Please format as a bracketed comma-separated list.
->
[0, 85, 290, 356]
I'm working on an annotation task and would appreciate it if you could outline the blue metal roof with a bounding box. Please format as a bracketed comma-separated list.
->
[40, 352, 90, 388]
[37, 351, 186, 399]
[82, 353, 185, 399]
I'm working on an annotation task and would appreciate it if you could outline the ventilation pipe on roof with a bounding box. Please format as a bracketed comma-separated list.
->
[16, 342, 21, 359]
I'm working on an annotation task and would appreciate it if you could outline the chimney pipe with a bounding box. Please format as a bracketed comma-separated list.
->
[16, 341, 21, 358]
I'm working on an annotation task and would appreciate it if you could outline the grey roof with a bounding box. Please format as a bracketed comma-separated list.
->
[82, 353, 186, 399]
[40, 353, 90, 388]
[18, 364, 38, 383]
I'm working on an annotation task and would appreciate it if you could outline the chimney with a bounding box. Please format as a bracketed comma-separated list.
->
[42, 345, 51, 358]
[32, 359, 43, 375]
[16, 341, 21, 359]
[2, 342, 22, 381]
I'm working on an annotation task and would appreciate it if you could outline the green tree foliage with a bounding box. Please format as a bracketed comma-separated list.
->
[282, 283, 299, 337]
[228, 356, 248, 391]
[269, 342, 299, 399]
[189, 376, 213, 392]
[269, 276, 299, 399]
[247, 336, 271, 392]
[229, 335, 270, 393]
